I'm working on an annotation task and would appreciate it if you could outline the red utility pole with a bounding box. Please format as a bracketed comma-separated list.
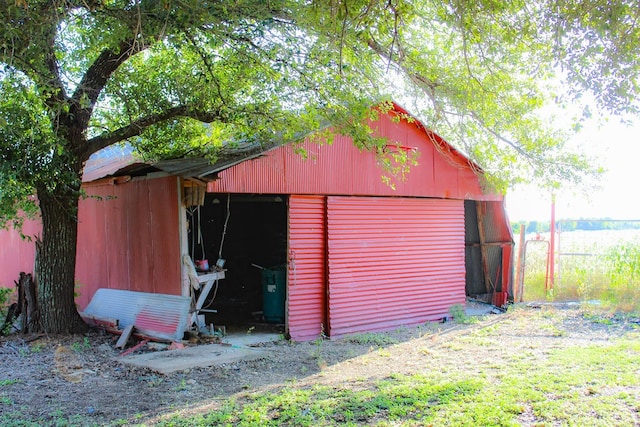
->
[547, 194, 556, 293]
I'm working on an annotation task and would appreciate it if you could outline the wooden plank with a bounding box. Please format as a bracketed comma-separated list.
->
[476, 201, 493, 293]
[115, 324, 135, 349]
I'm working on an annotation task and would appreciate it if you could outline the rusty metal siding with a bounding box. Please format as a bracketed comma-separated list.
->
[82, 288, 191, 342]
[208, 111, 500, 202]
[76, 176, 181, 310]
[287, 195, 327, 341]
[326, 196, 465, 337]
[464, 200, 514, 298]
[0, 218, 40, 290]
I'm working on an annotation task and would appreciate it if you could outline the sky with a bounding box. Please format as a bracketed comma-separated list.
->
[505, 118, 639, 222]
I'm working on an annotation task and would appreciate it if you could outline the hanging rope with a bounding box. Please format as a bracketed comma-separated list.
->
[218, 194, 231, 259]
[198, 204, 205, 260]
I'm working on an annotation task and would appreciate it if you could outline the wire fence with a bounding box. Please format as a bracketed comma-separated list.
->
[517, 220, 640, 308]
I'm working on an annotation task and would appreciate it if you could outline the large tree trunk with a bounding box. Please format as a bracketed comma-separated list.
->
[35, 185, 88, 334]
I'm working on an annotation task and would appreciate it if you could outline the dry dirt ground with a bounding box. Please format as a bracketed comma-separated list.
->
[0, 303, 637, 426]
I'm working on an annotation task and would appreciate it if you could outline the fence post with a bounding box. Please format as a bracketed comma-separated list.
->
[547, 194, 556, 293]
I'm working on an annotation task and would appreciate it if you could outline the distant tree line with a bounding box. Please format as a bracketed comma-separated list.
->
[511, 220, 640, 234]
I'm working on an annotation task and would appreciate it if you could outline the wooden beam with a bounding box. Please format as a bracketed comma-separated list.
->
[476, 201, 493, 294]
[115, 324, 135, 349]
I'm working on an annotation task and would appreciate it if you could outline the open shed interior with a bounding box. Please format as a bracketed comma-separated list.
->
[187, 193, 288, 332]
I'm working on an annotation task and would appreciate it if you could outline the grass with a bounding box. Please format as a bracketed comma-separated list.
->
[1, 307, 638, 426]
[342, 332, 399, 347]
[521, 229, 640, 311]
[151, 308, 640, 427]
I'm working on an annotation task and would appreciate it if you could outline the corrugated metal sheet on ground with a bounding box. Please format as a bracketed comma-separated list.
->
[287, 195, 326, 341]
[81, 288, 190, 342]
[327, 196, 465, 337]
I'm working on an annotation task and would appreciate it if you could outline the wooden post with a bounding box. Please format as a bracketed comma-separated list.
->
[514, 223, 526, 302]
[476, 201, 493, 294]
[547, 194, 556, 292]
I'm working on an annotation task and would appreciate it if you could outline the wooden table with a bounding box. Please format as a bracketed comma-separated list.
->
[191, 270, 226, 329]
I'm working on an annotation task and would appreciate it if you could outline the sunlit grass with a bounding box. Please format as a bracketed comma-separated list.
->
[520, 229, 640, 311]
[155, 309, 640, 427]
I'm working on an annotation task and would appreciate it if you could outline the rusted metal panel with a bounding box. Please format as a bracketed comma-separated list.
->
[464, 200, 514, 299]
[326, 196, 466, 337]
[76, 176, 181, 310]
[81, 288, 190, 342]
[0, 218, 40, 290]
[208, 107, 501, 202]
[287, 195, 327, 341]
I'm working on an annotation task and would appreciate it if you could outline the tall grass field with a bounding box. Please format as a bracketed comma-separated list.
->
[520, 228, 640, 311]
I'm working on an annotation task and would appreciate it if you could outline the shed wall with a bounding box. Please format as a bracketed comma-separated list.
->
[287, 195, 327, 341]
[207, 112, 499, 201]
[0, 218, 40, 290]
[326, 196, 466, 337]
[75, 176, 182, 309]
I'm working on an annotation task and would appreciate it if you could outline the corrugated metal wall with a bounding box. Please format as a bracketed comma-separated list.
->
[465, 200, 514, 299]
[0, 218, 40, 289]
[287, 195, 327, 341]
[326, 196, 466, 337]
[75, 176, 181, 309]
[208, 111, 500, 202]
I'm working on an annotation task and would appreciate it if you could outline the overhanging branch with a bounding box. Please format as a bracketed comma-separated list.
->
[70, 40, 148, 130]
[83, 105, 224, 160]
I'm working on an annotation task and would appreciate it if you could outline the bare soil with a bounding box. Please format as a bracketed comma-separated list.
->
[0, 303, 637, 426]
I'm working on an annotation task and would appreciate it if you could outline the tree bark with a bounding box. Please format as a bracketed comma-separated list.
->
[35, 185, 88, 334]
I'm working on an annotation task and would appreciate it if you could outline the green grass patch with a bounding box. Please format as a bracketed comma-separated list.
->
[342, 332, 399, 347]
[157, 375, 486, 427]
[156, 308, 640, 427]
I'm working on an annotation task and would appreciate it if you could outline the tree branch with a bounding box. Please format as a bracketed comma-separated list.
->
[82, 105, 224, 160]
[70, 39, 148, 131]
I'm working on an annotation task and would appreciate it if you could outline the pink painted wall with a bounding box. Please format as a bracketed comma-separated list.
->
[75, 176, 182, 309]
[208, 108, 501, 201]
[0, 218, 41, 292]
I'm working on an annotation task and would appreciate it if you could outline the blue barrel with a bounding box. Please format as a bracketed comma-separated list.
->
[261, 266, 286, 323]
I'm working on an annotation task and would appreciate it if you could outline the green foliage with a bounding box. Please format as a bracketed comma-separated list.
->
[1, 0, 635, 224]
[2, 0, 640, 332]
[0, 287, 14, 335]
[70, 337, 91, 353]
[450, 303, 478, 324]
[343, 332, 399, 347]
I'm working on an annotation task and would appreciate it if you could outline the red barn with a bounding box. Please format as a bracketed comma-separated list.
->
[0, 103, 512, 341]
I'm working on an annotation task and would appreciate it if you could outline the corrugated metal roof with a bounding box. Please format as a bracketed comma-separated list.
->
[82, 140, 281, 183]
[81, 102, 489, 187]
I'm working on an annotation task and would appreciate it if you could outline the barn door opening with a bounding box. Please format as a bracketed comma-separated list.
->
[464, 200, 514, 306]
[187, 193, 288, 332]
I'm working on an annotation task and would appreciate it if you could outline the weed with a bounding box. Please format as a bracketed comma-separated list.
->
[175, 379, 188, 392]
[0, 394, 13, 405]
[0, 379, 18, 387]
[70, 337, 91, 353]
[343, 332, 398, 347]
[30, 342, 44, 353]
[376, 348, 391, 357]
[449, 303, 477, 324]
[0, 287, 15, 335]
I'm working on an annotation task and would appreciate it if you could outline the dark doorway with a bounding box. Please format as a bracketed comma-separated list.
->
[187, 194, 288, 331]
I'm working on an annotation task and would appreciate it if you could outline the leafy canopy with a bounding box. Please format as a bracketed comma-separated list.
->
[1, 0, 639, 223]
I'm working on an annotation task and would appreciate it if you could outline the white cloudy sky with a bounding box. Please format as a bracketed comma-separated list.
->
[505, 118, 639, 222]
